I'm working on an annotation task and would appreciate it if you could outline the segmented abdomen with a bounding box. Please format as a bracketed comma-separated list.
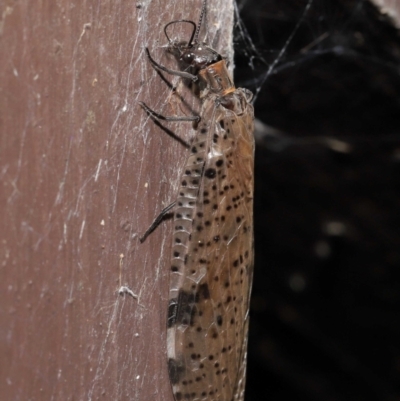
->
[168, 120, 210, 308]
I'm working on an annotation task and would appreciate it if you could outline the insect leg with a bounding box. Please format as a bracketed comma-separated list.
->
[145, 48, 198, 81]
[139, 101, 200, 122]
[140, 202, 176, 243]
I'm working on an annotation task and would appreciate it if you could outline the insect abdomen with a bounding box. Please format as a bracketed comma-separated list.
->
[169, 128, 209, 300]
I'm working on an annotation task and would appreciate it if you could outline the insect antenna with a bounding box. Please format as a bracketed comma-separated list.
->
[192, 0, 207, 45]
[164, 20, 197, 46]
[163, 0, 208, 47]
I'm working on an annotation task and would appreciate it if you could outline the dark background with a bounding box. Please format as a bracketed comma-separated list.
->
[235, 1, 400, 400]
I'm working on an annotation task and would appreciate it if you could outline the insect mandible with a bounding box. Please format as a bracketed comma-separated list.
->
[140, 1, 255, 400]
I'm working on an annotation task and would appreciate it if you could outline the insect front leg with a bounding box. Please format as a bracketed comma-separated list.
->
[144, 48, 197, 81]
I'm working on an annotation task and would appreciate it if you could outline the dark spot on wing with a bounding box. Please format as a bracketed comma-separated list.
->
[198, 283, 210, 300]
[168, 358, 185, 384]
[204, 168, 216, 179]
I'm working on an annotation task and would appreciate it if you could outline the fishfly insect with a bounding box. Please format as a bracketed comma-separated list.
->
[140, 1, 255, 400]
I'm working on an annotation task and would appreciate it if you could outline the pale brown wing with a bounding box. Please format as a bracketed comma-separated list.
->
[167, 89, 254, 401]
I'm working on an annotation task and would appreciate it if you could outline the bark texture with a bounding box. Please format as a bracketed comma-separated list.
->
[0, 1, 233, 400]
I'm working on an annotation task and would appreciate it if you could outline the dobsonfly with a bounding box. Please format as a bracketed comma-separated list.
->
[140, 1, 255, 400]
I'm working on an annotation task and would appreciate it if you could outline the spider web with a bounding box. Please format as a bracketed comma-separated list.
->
[231, 1, 400, 400]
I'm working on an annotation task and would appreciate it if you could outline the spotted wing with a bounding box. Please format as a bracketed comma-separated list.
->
[167, 88, 254, 401]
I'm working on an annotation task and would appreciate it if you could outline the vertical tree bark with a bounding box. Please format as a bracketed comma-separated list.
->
[0, 0, 233, 400]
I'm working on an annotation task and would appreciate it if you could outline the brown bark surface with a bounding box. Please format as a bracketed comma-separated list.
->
[0, 1, 233, 400]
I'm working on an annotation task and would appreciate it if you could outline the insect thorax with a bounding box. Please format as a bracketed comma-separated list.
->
[198, 60, 236, 98]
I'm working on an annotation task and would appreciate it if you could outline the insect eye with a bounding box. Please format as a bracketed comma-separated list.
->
[183, 53, 194, 62]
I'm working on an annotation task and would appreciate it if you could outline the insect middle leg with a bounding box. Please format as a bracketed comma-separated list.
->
[139, 102, 200, 123]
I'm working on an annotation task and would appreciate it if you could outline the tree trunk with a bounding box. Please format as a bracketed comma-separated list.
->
[0, 0, 233, 400]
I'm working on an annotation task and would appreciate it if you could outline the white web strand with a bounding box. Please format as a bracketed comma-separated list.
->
[233, 0, 314, 102]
